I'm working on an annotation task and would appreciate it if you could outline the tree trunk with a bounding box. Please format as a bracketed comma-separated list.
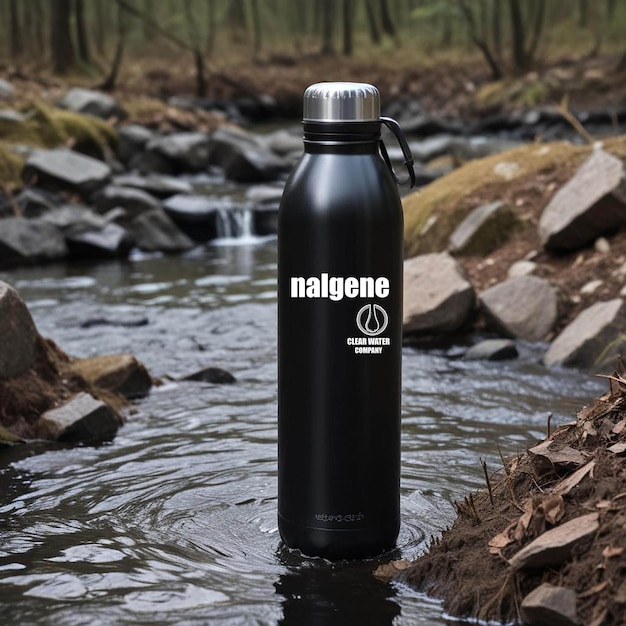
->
[492, 0, 502, 65]
[32, 0, 46, 56]
[250, 0, 262, 56]
[50, 0, 75, 74]
[379, 0, 398, 41]
[94, 0, 106, 57]
[459, 0, 503, 80]
[206, 0, 216, 55]
[142, 0, 155, 40]
[227, 0, 247, 44]
[99, 1, 126, 91]
[508, 0, 526, 73]
[343, 0, 353, 56]
[578, 0, 588, 27]
[526, 0, 546, 67]
[75, 0, 91, 63]
[9, 0, 23, 58]
[183, 0, 206, 96]
[365, 0, 381, 45]
[321, 0, 335, 56]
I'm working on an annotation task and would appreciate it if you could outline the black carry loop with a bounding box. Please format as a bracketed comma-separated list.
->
[379, 116, 416, 189]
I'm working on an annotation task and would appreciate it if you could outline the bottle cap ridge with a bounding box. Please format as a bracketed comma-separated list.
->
[303, 82, 380, 122]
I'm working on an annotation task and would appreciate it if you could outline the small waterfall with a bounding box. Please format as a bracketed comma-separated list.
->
[214, 207, 255, 242]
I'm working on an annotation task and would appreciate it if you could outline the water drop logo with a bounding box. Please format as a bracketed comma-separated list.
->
[356, 304, 388, 337]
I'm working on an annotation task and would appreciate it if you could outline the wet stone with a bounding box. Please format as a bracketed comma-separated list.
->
[0, 217, 67, 266]
[520, 584, 580, 626]
[181, 367, 236, 384]
[464, 339, 518, 361]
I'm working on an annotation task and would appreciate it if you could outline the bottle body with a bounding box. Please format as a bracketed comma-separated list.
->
[278, 140, 403, 559]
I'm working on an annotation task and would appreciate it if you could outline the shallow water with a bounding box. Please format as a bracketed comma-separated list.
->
[0, 242, 604, 625]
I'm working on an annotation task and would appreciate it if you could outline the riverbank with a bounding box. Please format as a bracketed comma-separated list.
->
[378, 364, 626, 625]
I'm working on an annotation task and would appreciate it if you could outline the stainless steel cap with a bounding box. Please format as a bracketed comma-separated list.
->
[303, 82, 380, 122]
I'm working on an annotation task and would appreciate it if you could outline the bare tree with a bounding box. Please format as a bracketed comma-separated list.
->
[364, 0, 381, 45]
[458, 0, 503, 79]
[250, 0, 263, 56]
[184, 0, 206, 96]
[99, 1, 127, 91]
[9, 0, 23, 59]
[75, 0, 91, 63]
[50, 0, 75, 73]
[379, 0, 398, 43]
[509, 0, 545, 73]
[321, 0, 335, 55]
[206, 0, 217, 55]
[343, 0, 353, 56]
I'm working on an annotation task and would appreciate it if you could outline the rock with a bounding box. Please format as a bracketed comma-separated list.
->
[253, 205, 279, 235]
[409, 136, 456, 162]
[208, 127, 288, 183]
[117, 124, 154, 165]
[539, 149, 626, 252]
[0, 282, 38, 380]
[595, 237, 610, 253]
[507, 260, 537, 278]
[464, 339, 518, 361]
[0, 109, 24, 122]
[245, 184, 284, 204]
[449, 201, 518, 256]
[40, 205, 108, 231]
[580, 279, 603, 295]
[71, 354, 152, 399]
[520, 584, 580, 626]
[544, 299, 626, 369]
[36, 392, 121, 442]
[0, 78, 14, 100]
[23, 148, 111, 196]
[0, 217, 68, 266]
[403, 252, 476, 335]
[112, 173, 193, 198]
[129, 149, 176, 175]
[479, 276, 558, 341]
[163, 194, 238, 241]
[92, 185, 161, 218]
[397, 113, 461, 138]
[128, 208, 194, 252]
[80, 314, 148, 328]
[145, 132, 212, 172]
[181, 367, 236, 384]
[66, 223, 133, 259]
[58, 87, 125, 119]
[262, 129, 302, 156]
[509, 512, 599, 569]
[15, 187, 63, 217]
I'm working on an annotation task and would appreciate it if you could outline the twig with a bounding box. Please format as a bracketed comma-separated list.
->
[558, 95, 595, 145]
[547, 412, 553, 438]
[481, 457, 494, 506]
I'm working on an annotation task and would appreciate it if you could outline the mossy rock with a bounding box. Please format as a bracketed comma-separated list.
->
[0, 140, 26, 188]
[402, 141, 592, 258]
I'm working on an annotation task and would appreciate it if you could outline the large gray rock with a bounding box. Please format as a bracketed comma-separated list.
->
[449, 201, 518, 256]
[23, 148, 111, 196]
[520, 584, 580, 626]
[262, 129, 303, 156]
[41, 205, 108, 232]
[479, 276, 558, 341]
[0, 282, 38, 380]
[15, 187, 63, 218]
[128, 208, 194, 252]
[539, 148, 626, 252]
[544, 299, 626, 369]
[36, 392, 121, 442]
[0, 217, 67, 266]
[58, 87, 125, 119]
[112, 173, 193, 198]
[117, 124, 154, 165]
[208, 127, 288, 183]
[163, 194, 238, 241]
[0, 79, 14, 100]
[145, 132, 211, 172]
[66, 223, 133, 259]
[403, 252, 475, 335]
[92, 185, 161, 218]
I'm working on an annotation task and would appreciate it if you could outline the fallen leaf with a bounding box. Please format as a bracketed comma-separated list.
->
[596, 500, 612, 509]
[579, 581, 609, 599]
[513, 507, 533, 542]
[373, 559, 410, 581]
[552, 460, 596, 496]
[540, 495, 565, 525]
[608, 442, 626, 454]
[612, 420, 626, 435]
[602, 546, 624, 558]
[529, 441, 587, 467]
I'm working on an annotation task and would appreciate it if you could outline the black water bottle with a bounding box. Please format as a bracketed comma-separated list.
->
[278, 82, 415, 560]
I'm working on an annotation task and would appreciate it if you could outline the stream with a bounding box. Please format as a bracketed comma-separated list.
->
[0, 237, 606, 625]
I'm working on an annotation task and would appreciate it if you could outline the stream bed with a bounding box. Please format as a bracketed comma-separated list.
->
[0, 241, 605, 625]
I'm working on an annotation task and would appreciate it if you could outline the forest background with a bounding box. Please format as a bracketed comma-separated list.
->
[1, 0, 625, 119]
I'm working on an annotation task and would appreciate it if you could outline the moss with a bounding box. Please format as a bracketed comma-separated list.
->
[0, 140, 26, 189]
[516, 81, 548, 107]
[403, 141, 591, 258]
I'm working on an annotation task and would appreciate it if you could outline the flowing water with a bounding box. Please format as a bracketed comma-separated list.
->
[0, 241, 605, 625]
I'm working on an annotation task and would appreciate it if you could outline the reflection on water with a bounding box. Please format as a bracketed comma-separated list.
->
[0, 241, 604, 625]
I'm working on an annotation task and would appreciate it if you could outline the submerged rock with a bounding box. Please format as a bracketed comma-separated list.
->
[544, 298, 626, 369]
[464, 338, 518, 361]
[539, 148, 626, 252]
[36, 392, 121, 442]
[128, 208, 194, 252]
[479, 276, 558, 342]
[0, 282, 38, 379]
[403, 252, 475, 335]
[181, 367, 236, 384]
